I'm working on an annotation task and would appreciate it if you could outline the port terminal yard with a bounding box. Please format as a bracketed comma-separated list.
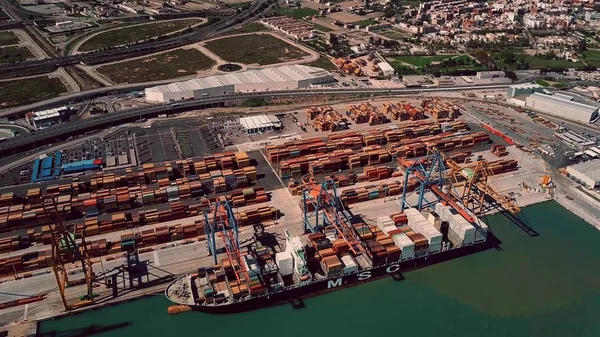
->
[0, 97, 578, 335]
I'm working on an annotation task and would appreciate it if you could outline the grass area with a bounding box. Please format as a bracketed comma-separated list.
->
[0, 76, 67, 109]
[269, 7, 319, 19]
[378, 29, 410, 40]
[582, 49, 600, 67]
[0, 46, 34, 64]
[357, 19, 377, 27]
[535, 78, 550, 87]
[79, 19, 204, 52]
[522, 55, 584, 69]
[306, 56, 337, 70]
[205, 34, 308, 66]
[0, 31, 19, 46]
[238, 22, 270, 33]
[98, 48, 215, 83]
[388, 55, 459, 67]
[535, 78, 567, 88]
[313, 23, 333, 32]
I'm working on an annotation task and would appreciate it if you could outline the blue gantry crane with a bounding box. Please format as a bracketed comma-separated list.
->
[301, 178, 368, 255]
[398, 150, 449, 213]
[204, 200, 239, 265]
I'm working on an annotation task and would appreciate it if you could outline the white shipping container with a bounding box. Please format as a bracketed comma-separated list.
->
[428, 242, 442, 254]
[275, 252, 294, 276]
[377, 216, 395, 230]
[382, 225, 398, 235]
[393, 233, 414, 252]
[340, 255, 358, 274]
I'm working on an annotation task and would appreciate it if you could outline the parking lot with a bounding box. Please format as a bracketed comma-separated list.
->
[62, 128, 134, 164]
[133, 117, 226, 163]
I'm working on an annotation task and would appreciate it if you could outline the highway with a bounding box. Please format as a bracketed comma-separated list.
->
[0, 84, 513, 155]
[0, 0, 273, 78]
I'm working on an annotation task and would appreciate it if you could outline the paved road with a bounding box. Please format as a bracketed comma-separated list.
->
[0, 84, 514, 156]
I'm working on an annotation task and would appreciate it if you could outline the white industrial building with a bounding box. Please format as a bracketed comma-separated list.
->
[377, 61, 395, 76]
[144, 65, 334, 103]
[507, 83, 545, 98]
[566, 159, 600, 189]
[525, 93, 599, 124]
[554, 131, 596, 149]
[240, 115, 282, 135]
[28, 106, 69, 129]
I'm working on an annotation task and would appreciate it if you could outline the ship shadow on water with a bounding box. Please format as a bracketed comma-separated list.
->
[37, 321, 131, 337]
[289, 298, 305, 309]
[480, 197, 539, 238]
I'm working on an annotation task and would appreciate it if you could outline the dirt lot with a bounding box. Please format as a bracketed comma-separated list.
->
[97, 48, 215, 84]
[78, 18, 205, 52]
[204, 33, 309, 66]
[0, 76, 67, 109]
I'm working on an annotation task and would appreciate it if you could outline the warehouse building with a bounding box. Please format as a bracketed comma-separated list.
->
[525, 93, 599, 124]
[507, 83, 545, 98]
[566, 159, 600, 189]
[377, 61, 395, 76]
[145, 65, 334, 103]
[240, 115, 282, 135]
[28, 106, 71, 129]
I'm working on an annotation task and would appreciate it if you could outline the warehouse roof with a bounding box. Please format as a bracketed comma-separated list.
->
[239, 115, 281, 131]
[378, 61, 394, 73]
[567, 159, 600, 182]
[509, 83, 543, 89]
[146, 65, 332, 94]
[32, 106, 66, 121]
[527, 93, 599, 115]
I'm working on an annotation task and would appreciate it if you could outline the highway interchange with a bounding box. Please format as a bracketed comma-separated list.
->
[0, 0, 274, 79]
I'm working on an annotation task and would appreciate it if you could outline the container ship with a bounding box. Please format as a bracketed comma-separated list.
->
[165, 202, 491, 314]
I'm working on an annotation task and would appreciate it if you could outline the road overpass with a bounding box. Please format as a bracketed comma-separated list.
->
[0, 84, 512, 155]
[0, 0, 273, 78]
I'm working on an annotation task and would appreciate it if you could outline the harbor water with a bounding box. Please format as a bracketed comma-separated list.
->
[38, 201, 600, 337]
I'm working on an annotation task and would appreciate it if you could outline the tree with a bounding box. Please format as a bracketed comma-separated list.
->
[577, 39, 587, 52]
[474, 49, 495, 69]
[504, 70, 517, 81]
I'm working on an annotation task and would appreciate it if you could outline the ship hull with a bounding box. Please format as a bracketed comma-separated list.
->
[177, 241, 490, 314]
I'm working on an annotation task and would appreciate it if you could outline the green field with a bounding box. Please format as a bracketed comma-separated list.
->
[79, 19, 205, 52]
[388, 55, 460, 67]
[0, 46, 34, 64]
[582, 49, 600, 67]
[238, 22, 270, 33]
[205, 34, 308, 66]
[0, 76, 67, 109]
[357, 19, 377, 27]
[306, 56, 337, 70]
[98, 48, 215, 84]
[313, 23, 333, 32]
[522, 55, 584, 69]
[535, 78, 567, 88]
[269, 7, 319, 19]
[0, 31, 19, 46]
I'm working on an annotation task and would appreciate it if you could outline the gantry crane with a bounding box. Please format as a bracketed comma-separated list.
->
[301, 178, 370, 255]
[43, 196, 94, 311]
[398, 151, 477, 223]
[204, 200, 249, 285]
[444, 157, 521, 215]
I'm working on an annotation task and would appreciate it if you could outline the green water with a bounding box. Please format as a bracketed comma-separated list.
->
[39, 201, 600, 337]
